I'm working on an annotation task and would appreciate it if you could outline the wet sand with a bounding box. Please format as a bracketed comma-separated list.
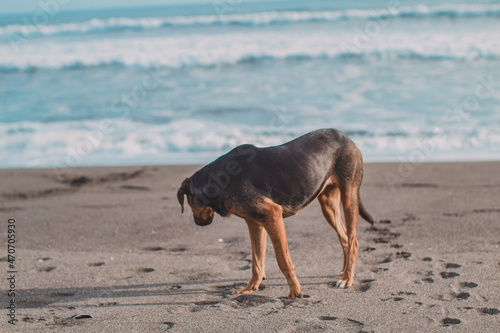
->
[0, 162, 499, 332]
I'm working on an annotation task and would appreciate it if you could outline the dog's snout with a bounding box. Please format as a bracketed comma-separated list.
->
[194, 216, 213, 226]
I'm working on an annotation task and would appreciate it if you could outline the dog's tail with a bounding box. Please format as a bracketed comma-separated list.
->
[359, 198, 374, 225]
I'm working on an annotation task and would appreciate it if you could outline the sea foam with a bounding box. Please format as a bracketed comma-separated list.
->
[2, 3, 500, 38]
[2, 119, 499, 168]
[1, 25, 498, 72]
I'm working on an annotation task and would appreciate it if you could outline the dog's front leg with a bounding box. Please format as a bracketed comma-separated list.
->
[234, 220, 267, 295]
[264, 215, 302, 299]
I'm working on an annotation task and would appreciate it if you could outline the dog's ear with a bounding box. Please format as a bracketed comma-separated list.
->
[177, 178, 190, 214]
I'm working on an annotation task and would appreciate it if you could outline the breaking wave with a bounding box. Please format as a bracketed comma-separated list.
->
[1, 3, 500, 38]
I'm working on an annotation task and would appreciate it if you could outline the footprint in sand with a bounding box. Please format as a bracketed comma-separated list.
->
[358, 279, 375, 292]
[442, 318, 461, 327]
[318, 318, 364, 330]
[168, 285, 182, 290]
[397, 291, 416, 296]
[396, 251, 411, 259]
[88, 262, 105, 267]
[168, 247, 188, 253]
[70, 314, 94, 320]
[194, 300, 220, 306]
[239, 259, 252, 271]
[418, 270, 434, 284]
[362, 247, 376, 252]
[379, 254, 393, 263]
[98, 302, 117, 307]
[347, 318, 365, 329]
[232, 295, 278, 308]
[440, 272, 460, 279]
[163, 322, 175, 330]
[68, 176, 91, 187]
[120, 185, 150, 191]
[39, 266, 56, 272]
[402, 214, 417, 222]
[208, 283, 246, 297]
[371, 267, 388, 273]
[374, 238, 390, 244]
[144, 246, 165, 252]
[479, 308, 499, 315]
[215, 283, 247, 291]
[455, 292, 470, 300]
[238, 253, 252, 271]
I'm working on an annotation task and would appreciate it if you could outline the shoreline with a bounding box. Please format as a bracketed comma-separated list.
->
[2, 156, 500, 171]
[1, 161, 499, 331]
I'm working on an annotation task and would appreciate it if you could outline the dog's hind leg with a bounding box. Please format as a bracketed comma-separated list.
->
[337, 186, 360, 288]
[234, 220, 267, 295]
[318, 183, 349, 279]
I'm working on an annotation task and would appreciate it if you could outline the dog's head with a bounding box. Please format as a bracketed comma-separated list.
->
[177, 177, 214, 226]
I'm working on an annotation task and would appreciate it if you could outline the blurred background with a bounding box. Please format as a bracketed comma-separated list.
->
[1, 0, 499, 168]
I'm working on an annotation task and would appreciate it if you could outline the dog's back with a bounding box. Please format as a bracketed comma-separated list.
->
[190, 129, 362, 218]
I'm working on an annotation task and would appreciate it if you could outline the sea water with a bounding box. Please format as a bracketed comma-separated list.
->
[1, 0, 499, 168]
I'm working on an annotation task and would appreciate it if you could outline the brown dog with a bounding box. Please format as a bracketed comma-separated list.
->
[177, 129, 373, 299]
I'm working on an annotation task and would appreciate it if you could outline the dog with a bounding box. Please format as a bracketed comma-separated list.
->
[177, 128, 373, 299]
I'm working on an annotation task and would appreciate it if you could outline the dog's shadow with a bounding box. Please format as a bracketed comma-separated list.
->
[16, 276, 339, 310]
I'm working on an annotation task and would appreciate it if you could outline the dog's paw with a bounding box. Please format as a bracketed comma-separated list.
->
[335, 280, 350, 288]
[233, 285, 258, 295]
[287, 287, 303, 299]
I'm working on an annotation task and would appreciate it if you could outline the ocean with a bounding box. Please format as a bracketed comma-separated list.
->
[1, 0, 499, 168]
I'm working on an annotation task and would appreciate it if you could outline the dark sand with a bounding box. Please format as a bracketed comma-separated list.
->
[0, 162, 499, 332]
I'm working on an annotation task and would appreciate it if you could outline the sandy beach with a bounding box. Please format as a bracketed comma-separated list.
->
[1, 161, 499, 332]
